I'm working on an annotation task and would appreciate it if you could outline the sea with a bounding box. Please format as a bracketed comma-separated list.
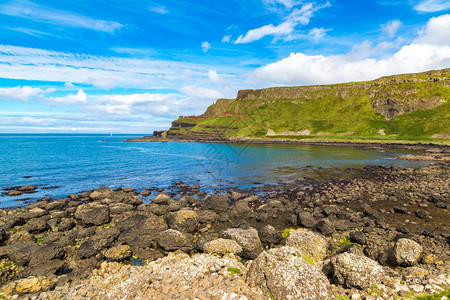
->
[0, 134, 428, 208]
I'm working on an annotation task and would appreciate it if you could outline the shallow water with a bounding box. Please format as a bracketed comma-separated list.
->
[0, 134, 428, 208]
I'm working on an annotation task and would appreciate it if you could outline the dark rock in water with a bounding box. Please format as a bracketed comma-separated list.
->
[315, 219, 335, 236]
[29, 243, 65, 266]
[18, 185, 37, 192]
[258, 225, 283, 245]
[152, 192, 171, 204]
[349, 231, 367, 245]
[393, 206, 408, 214]
[298, 211, 317, 228]
[58, 218, 76, 231]
[24, 217, 50, 234]
[202, 195, 229, 213]
[139, 189, 152, 197]
[222, 227, 263, 260]
[74, 203, 110, 226]
[157, 229, 191, 251]
[89, 186, 113, 200]
[8, 190, 23, 196]
[20, 259, 65, 277]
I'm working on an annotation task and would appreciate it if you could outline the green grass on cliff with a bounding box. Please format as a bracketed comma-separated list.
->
[169, 69, 450, 143]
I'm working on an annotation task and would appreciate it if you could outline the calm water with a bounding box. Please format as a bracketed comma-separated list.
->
[0, 134, 427, 208]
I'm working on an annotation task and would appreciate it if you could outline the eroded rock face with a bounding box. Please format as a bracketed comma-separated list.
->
[331, 252, 384, 289]
[247, 246, 331, 300]
[393, 238, 423, 266]
[285, 229, 328, 262]
[222, 227, 263, 260]
[371, 97, 445, 120]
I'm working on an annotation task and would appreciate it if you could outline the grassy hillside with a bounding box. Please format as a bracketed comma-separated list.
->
[169, 69, 450, 143]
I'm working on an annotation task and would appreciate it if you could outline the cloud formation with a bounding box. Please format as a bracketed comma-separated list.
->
[250, 14, 450, 86]
[381, 20, 402, 38]
[0, 0, 123, 33]
[0, 86, 46, 101]
[414, 0, 450, 12]
[201, 41, 211, 53]
[235, 2, 329, 44]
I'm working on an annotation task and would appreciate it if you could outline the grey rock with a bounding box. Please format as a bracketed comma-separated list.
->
[20, 259, 65, 277]
[152, 192, 171, 204]
[349, 231, 367, 245]
[24, 217, 49, 234]
[74, 203, 110, 226]
[166, 209, 198, 233]
[286, 229, 328, 262]
[393, 238, 423, 266]
[157, 229, 190, 251]
[203, 238, 242, 255]
[258, 225, 283, 245]
[248, 246, 331, 300]
[202, 195, 229, 213]
[222, 227, 263, 260]
[331, 252, 384, 289]
[315, 219, 335, 236]
[89, 186, 113, 200]
[58, 218, 76, 231]
[298, 211, 316, 228]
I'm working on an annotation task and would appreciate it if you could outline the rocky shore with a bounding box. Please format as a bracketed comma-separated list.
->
[0, 163, 449, 299]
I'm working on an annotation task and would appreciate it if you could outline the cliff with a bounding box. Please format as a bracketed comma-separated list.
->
[168, 68, 450, 142]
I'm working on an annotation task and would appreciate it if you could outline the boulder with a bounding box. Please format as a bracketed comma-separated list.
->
[29, 243, 65, 266]
[298, 211, 316, 228]
[152, 192, 171, 204]
[157, 229, 190, 251]
[393, 238, 423, 266]
[117, 213, 167, 248]
[110, 192, 143, 206]
[315, 219, 335, 236]
[74, 203, 110, 226]
[166, 209, 198, 233]
[24, 217, 49, 234]
[20, 259, 65, 277]
[202, 195, 229, 213]
[102, 244, 131, 261]
[349, 231, 367, 245]
[197, 210, 218, 224]
[58, 218, 76, 231]
[89, 186, 112, 200]
[0, 228, 5, 243]
[285, 229, 328, 262]
[331, 252, 384, 289]
[258, 225, 283, 245]
[203, 238, 242, 255]
[247, 246, 331, 300]
[8, 242, 40, 266]
[222, 227, 263, 260]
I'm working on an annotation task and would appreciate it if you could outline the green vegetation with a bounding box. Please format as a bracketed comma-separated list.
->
[281, 228, 293, 239]
[416, 289, 450, 299]
[302, 255, 315, 266]
[168, 69, 450, 143]
[227, 267, 241, 275]
[267, 288, 275, 300]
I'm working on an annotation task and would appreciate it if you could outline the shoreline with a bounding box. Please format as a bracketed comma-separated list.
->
[0, 163, 449, 298]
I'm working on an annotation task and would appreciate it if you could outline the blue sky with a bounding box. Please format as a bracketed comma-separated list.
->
[0, 0, 449, 133]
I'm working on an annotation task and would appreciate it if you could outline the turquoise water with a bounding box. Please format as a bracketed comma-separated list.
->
[0, 134, 427, 208]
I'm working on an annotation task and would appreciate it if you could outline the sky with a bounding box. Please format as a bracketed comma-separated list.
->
[0, 0, 449, 133]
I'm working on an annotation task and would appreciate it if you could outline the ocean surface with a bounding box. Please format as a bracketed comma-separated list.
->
[0, 134, 428, 208]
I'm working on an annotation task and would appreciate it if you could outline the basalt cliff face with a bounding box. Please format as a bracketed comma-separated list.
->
[167, 69, 450, 141]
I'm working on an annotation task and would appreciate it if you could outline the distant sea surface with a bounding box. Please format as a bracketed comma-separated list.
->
[0, 134, 427, 208]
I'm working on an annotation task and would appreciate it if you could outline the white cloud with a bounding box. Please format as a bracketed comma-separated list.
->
[382, 20, 402, 38]
[0, 86, 45, 101]
[416, 14, 450, 45]
[0, 44, 219, 89]
[414, 0, 450, 12]
[0, 0, 123, 33]
[64, 82, 75, 88]
[308, 27, 328, 40]
[250, 15, 450, 87]
[222, 35, 232, 43]
[234, 2, 329, 44]
[149, 6, 169, 14]
[201, 41, 211, 53]
[179, 86, 223, 100]
[46, 89, 87, 104]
